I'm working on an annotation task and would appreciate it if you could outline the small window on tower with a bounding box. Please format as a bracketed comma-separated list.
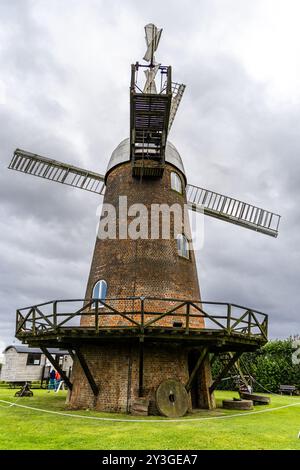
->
[177, 234, 189, 259]
[171, 172, 182, 194]
[92, 280, 107, 308]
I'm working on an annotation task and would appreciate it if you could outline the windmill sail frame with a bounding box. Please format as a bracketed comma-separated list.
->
[8, 149, 106, 195]
[186, 183, 280, 237]
[8, 150, 281, 237]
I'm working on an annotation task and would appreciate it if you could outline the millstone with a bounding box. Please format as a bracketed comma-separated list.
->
[156, 379, 189, 418]
[239, 392, 271, 405]
[223, 399, 253, 410]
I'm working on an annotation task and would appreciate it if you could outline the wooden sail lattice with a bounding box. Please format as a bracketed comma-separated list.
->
[186, 183, 280, 237]
[9, 149, 106, 195]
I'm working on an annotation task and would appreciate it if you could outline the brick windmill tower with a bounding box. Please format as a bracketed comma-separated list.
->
[11, 24, 280, 417]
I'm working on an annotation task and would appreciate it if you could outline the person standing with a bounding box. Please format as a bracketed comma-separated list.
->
[55, 371, 61, 391]
[47, 369, 56, 392]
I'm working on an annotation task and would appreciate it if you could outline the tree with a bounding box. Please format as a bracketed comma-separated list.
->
[212, 336, 300, 392]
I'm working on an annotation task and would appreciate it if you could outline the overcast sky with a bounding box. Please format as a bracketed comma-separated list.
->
[0, 0, 299, 353]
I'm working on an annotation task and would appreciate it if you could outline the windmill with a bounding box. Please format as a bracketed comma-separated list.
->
[11, 24, 280, 417]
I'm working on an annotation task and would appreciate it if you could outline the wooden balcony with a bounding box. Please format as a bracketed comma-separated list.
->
[15, 296, 268, 352]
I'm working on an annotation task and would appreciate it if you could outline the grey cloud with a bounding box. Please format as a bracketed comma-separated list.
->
[0, 0, 299, 347]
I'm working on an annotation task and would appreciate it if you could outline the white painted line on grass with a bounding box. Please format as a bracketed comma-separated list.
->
[0, 399, 299, 423]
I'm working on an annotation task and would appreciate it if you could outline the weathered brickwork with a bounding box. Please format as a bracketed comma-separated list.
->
[68, 342, 213, 413]
[69, 156, 214, 412]
[82, 162, 203, 329]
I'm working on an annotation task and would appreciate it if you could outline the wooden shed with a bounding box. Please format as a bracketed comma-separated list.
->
[0, 345, 73, 386]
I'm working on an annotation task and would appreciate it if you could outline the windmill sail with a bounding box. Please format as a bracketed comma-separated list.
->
[186, 183, 280, 237]
[8, 149, 106, 195]
[143, 64, 160, 94]
[168, 82, 186, 131]
[143, 23, 162, 64]
[9, 149, 281, 237]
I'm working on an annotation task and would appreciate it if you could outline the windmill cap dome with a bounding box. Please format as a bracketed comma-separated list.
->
[105, 138, 186, 182]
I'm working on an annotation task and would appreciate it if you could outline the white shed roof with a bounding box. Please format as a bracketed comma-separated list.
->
[3, 345, 70, 355]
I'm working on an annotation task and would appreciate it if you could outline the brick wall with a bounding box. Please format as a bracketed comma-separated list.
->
[68, 342, 194, 413]
[81, 162, 203, 329]
[68, 342, 215, 413]
[68, 160, 213, 413]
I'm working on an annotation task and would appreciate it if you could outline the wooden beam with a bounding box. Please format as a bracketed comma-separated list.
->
[209, 351, 243, 394]
[228, 352, 250, 390]
[185, 347, 209, 392]
[210, 353, 217, 367]
[138, 338, 144, 397]
[67, 348, 76, 362]
[40, 347, 73, 391]
[73, 347, 99, 397]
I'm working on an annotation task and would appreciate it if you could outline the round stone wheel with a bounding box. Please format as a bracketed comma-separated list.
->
[156, 379, 189, 418]
[223, 399, 253, 410]
[240, 392, 271, 405]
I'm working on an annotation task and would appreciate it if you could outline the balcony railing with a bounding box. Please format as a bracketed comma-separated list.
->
[15, 296, 268, 342]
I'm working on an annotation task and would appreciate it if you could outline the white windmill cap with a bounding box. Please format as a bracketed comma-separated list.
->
[105, 138, 186, 182]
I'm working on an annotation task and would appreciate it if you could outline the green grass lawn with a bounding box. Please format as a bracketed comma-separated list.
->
[0, 388, 299, 450]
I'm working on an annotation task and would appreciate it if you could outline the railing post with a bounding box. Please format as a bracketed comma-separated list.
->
[53, 301, 57, 331]
[32, 309, 36, 336]
[95, 300, 99, 333]
[264, 316, 268, 339]
[140, 296, 145, 334]
[248, 311, 252, 336]
[185, 302, 190, 334]
[227, 304, 232, 333]
[15, 310, 20, 335]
